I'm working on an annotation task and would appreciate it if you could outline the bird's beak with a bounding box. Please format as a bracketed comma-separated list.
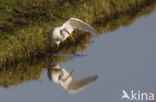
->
[66, 69, 74, 80]
[69, 33, 75, 42]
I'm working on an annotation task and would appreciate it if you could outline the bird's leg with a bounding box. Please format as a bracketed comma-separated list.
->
[54, 41, 60, 53]
[51, 43, 59, 53]
[53, 44, 60, 54]
[56, 44, 59, 52]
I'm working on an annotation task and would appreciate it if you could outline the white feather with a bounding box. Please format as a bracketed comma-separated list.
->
[62, 18, 99, 35]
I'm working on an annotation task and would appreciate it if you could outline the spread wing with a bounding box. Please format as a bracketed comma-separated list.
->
[62, 18, 99, 35]
[66, 75, 98, 93]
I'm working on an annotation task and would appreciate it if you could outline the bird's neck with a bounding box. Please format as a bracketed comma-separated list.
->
[61, 77, 72, 88]
[60, 28, 69, 40]
[62, 32, 69, 40]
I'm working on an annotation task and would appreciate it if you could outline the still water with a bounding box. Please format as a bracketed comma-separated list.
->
[0, 11, 156, 102]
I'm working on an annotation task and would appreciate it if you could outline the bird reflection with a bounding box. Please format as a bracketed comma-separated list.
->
[47, 64, 98, 94]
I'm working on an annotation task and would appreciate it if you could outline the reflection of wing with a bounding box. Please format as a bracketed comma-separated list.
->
[67, 75, 98, 93]
[62, 18, 99, 35]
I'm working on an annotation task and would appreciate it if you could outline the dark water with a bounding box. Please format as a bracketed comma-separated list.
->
[0, 11, 156, 102]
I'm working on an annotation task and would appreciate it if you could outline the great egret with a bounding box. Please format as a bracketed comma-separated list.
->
[49, 18, 99, 46]
[48, 64, 98, 93]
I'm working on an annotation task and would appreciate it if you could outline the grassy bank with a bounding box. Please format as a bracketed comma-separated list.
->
[0, 0, 156, 68]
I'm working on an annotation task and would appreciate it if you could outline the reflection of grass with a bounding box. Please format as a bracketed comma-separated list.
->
[94, 0, 156, 33]
[0, 58, 50, 88]
[0, 60, 44, 88]
[0, 0, 156, 67]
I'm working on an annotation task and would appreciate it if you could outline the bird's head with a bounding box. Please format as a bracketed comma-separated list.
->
[61, 28, 75, 42]
[59, 69, 74, 87]
[68, 33, 75, 42]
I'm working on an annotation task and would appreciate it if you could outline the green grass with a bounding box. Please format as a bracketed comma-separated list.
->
[0, 0, 156, 68]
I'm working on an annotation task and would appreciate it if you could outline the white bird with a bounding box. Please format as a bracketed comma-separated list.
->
[49, 18, 99, 46]
[48, 64, 98, 94]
